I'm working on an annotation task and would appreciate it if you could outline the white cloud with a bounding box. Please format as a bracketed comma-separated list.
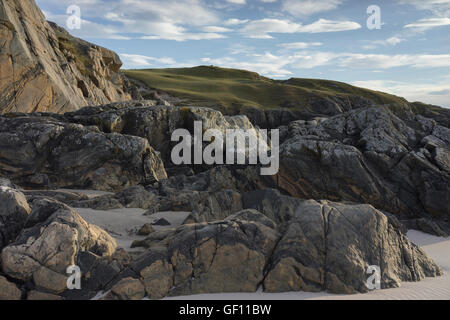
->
[404, 17, 450, 29]
[224, 18, 250, 26]
[352, 80, 450, 108]
[202, 26, 233, 33]
[242, 19, 301, 38]
[226, 0, 247, 4]
[278, 42, 323, 49]
[386, 37, 404, 45]
[282, 0, 345, 16]
[241, 18, 360, 38]
[39, 0, 223, 41]
[141, 33, 226, 41]
[398, 0, 450, 31]
[283, 51, 450, 70]
[397, 0, 450, 12]
[42, 11, 130, 40]
[298, 19, 361, 33]
[228, 43, 255, 55]
[120, 54, 177, 68]
[207, 50, 450, 77]
[362, 37, 405, 50]
[290, 52, 339, 68]
[337, 53, 450, 69]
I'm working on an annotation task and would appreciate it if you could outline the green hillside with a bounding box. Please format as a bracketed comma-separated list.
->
[123, 66, 410, 111]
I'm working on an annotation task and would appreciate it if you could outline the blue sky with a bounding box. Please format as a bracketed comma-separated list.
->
[36, 0, 450, 107]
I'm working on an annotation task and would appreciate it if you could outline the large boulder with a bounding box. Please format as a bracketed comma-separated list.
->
[108, 277, 145, 300]
[132, 219, 279, 298]
[0, 115, 167, 191]
[263, 199, 442, 294]
[1, 197, 117, 294]
[0, 0, 131, 114]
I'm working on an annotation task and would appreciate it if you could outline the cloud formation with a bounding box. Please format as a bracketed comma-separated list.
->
[241, 18, 361, 38]
[282, 0, 345, 16]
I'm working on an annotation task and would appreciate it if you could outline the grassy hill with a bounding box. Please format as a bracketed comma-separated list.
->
[123, 66, 410, 111]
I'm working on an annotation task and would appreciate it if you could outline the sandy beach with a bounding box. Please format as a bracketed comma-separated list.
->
[75, 206, 191, 251]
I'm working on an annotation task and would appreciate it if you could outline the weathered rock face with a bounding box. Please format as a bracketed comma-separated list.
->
[1, 197, 117, 284]
[265, 107, 450, 232]
[106, 277, 146, 300]
[0, 195, 120, 298]
[0, 97, 447, 299]
[0, 0, 131, 114]
[0, 114, 167, 191]
[64, 102, 268, 164]
[131, 219, 279, 298]
[0, 183, 134, 300]
[129, 195, 441, 297]
[258, 197, 442, 293]
[38, 102, 448, 232]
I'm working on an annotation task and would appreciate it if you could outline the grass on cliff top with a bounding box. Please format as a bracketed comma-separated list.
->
[123, 66, 409, 111]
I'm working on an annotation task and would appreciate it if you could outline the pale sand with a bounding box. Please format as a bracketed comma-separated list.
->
[63, 188, 189, 251]
[68, 188, 448, 300]
[75, 207, 190, 251]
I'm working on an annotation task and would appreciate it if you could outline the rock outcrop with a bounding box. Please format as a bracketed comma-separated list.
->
[63, 102, 268, 164]
[0, 193, 120, 297]
[274, 107, 450, 231]
[46, 103, 448, 231]
[0, 0, 448, 301]
[0, 0, 131, 114]
[1, 197, 117, 282]
[129, 196, 442, 297]
[0, 114, 167, 191]
[0, 101, 447, 300]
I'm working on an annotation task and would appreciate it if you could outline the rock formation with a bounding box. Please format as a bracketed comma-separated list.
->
[127, 196, 443, 297]
[274, 108, 450, 231]
[0, 0, 131, 114]
[0, 0, 448, 301]
[0, 113, 167, 191]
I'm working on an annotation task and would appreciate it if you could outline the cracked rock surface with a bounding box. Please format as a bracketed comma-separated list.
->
[129, 195, 442, 296]
[0, 0, 131, 114]
[0, 114, 167, 191]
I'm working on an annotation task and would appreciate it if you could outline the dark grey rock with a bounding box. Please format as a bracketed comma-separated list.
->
[152, 218, 171, 226]
[0, 115, 167, 192]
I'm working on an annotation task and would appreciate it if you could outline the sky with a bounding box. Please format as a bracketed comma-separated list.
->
[36, 0, 450, 107]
